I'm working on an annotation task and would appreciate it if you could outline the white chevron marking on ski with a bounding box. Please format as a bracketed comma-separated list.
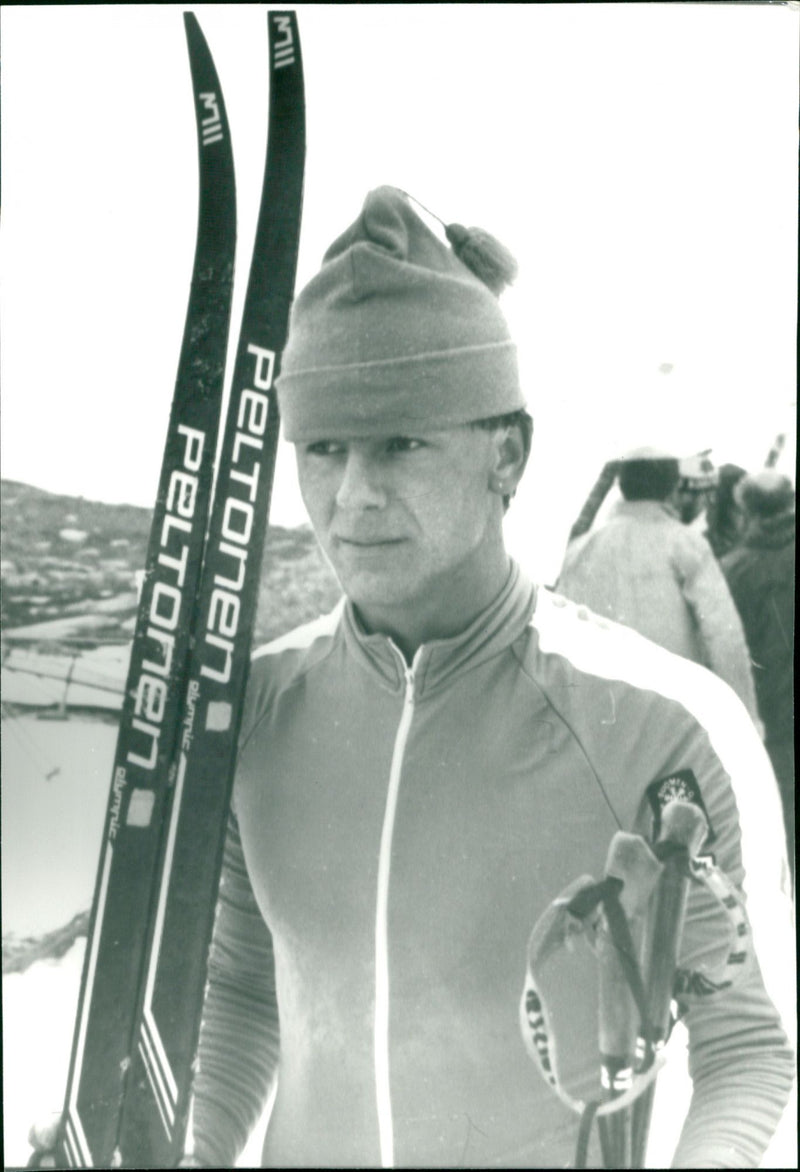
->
[138, 1022, 175, 1138]
[133, 748, 187, 1125]
[143, 1013, 177, 1120]
[66, 842, 114, 1166]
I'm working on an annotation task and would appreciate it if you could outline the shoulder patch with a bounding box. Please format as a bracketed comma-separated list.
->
[646, 768, 716, 846]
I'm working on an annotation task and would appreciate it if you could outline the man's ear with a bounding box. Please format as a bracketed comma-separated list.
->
[488, 420, 531, 498]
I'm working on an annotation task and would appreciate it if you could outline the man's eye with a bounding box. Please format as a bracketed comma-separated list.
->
[386, 437, 424, 453]
[305, 440, 345, 456]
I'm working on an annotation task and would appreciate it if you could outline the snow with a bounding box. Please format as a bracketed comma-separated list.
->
[3, 942, 85, 1166]
[1, 936, 271, 1169]
[2, 716, 117, 937]
[1, 713, 268, 1168]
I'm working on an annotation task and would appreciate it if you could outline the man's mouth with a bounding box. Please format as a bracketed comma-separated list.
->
[335, 536, 405, 548]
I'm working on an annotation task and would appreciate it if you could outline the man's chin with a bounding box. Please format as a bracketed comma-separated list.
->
[337, 566, 417, 612]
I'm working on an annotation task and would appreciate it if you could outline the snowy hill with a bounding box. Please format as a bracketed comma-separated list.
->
[1, 478, 341, 646]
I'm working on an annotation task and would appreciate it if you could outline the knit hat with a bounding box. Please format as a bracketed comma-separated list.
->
[277, 186, 524, 441]
[618, 445, 680, 462]
[736, 470, 795, 518]
[616, 445, 680, 500]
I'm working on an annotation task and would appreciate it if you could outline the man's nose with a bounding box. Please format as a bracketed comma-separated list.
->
[335, 450, 387, 510]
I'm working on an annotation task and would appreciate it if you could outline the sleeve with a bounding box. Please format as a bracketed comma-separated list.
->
[665, 688, 795, 1168]
[676, 536, 762, 729]
[189, 810, 280, 1168]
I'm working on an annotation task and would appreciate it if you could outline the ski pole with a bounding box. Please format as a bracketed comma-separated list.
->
[764, 432, 785, 469]
[549, 832, 662, 1168]
[594, 831, 663, 1167]
[520, 797, 749, 1169]
[628, 800, 708, 1167]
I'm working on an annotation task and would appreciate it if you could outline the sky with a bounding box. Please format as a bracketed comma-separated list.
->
[1, 3, 797, 582]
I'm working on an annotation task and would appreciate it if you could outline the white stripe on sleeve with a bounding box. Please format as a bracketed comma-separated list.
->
[532, 592, 795, 1036]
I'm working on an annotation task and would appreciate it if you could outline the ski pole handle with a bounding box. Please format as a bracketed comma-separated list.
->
[629, 800, 708, 1168]
[643, 802, 706, 1037]
[597, 834, 662, 1064]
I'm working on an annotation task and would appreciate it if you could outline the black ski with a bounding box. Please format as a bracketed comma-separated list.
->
[115, 12, 304, 1167]
[55, 14, 237, 1168]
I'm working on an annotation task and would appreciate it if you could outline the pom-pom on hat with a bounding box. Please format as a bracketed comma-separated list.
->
[736, 470, 795, 518]
[277, 186, 524, 441]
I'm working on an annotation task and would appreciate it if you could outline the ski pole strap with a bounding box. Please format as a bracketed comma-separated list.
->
[519, 812, 750, 1115]
[566, 876, 654, 1051]
[672, 852, 750, 997]
[519, 835, 661, 1120]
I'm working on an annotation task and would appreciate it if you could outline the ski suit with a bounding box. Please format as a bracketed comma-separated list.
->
[556, 499, 760, 725]
[191, 565, 793, 1168]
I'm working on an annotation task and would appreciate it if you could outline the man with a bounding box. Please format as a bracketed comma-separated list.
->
[722, 470, 795, 873]
[704, 462, 747, 559]
[188, 189, 793, 1167]
[674, 449, 717, 529]
[556, 448, 761, 724]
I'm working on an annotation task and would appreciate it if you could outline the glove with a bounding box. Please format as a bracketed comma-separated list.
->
[27, 1114, 204, 1169]
[27, 1114, 62, 1168]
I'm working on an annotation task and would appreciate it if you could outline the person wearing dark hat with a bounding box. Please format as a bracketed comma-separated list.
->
[556, 446, 761, 725]
[704, 462, 748, 559]
[722, 471, 795, 874]
[182, 190, 792, 1169]
[674, 449, 718, 529]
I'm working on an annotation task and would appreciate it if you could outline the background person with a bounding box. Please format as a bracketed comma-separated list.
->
[674, 449, 717, 530]
[704, 461, 747, 559]
[556, 447, 761, 725]
[722, 470, 795, 874]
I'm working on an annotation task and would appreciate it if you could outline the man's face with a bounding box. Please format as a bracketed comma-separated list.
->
[295, 426, 507, 617]
[675, 486, 709, 524]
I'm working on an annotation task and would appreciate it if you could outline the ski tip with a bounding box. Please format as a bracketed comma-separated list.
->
[183, 11, 207, 49]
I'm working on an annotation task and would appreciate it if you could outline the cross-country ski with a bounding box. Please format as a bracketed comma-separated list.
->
[37, 10, 304, 1168]
[117, 12, 304, 1167]
[54, 15, 237, 1167]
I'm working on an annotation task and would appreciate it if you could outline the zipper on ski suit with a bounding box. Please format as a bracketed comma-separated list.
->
[374, 647, 420, 1168]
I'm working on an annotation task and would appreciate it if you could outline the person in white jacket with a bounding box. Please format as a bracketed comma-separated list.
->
[557, 447, 761, 726]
